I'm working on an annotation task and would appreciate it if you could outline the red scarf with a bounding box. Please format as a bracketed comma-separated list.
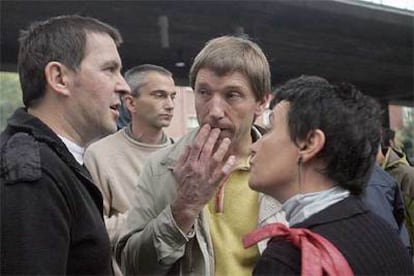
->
[243, 223, 353, 276]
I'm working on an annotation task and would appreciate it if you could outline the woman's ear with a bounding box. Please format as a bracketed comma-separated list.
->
[298, 129, 326, 163]
[44, 61, 71, 96]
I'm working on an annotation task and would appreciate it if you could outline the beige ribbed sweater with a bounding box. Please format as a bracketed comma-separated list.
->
[84, 127, 172, 245]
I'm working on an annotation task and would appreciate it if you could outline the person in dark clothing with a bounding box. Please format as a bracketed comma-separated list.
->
[0, 15, 130, 274]
[246, 76, 413, 275]
[378, 127, 414, 249]
[362, 163, 411, 254]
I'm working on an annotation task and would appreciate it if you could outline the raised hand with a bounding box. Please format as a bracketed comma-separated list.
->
[171, 124, 235, 233]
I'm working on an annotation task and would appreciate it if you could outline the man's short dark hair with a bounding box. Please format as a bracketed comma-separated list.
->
[271, 75, 382, 194]
[124, 64, 172, 97]
[18, 14, 123, 107]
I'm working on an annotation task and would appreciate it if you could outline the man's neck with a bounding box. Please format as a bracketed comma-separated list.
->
[227, 132, 253, 163]
[28, 106, 85, 146]
[130, 122, 164, 144]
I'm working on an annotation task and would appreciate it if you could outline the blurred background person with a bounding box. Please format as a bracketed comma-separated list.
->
[362, 163, 411, 255]
[377, 127, 414, 256]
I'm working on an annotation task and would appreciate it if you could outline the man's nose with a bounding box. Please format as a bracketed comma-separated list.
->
[207, 95, 225, 120]
[164, 95, 175, 110]
[116, 74, 131, 96]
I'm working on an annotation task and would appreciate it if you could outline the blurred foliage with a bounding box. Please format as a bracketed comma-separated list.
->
[0, 72, 22, 131]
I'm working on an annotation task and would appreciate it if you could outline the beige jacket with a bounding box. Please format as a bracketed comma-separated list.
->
[115, 127, 286, 275]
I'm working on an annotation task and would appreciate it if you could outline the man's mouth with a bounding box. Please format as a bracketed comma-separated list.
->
[217, 128, 232, 135]
[160, 114, 172, 120]
[110, 103, 121, 117]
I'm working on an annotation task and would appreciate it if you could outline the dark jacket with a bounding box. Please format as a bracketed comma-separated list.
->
[382, 147, 414, 248]
[0, 108, 112, 275]
[362, 163, 411, 250]
[253, 196, 414, 275]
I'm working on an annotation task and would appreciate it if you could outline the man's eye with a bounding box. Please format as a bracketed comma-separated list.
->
[152, 92, 167, 99]
[197, 89, 210, 96]
[227, 91, 242, 99]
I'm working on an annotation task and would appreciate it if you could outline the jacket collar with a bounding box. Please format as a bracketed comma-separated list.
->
[6, 108, 103, 213]
[383, 147, 409, 169]
[6, 108, 87, 176]
[294, 195, 368, 229]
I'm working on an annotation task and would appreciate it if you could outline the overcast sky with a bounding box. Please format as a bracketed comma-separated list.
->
[359, 0, 414, 11]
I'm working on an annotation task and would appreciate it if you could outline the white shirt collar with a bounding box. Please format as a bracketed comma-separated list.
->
[58, 135, 85, 165]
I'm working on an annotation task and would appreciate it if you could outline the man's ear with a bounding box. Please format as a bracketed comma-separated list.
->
[255, 93, 271, 117]
[44, 61, 71, 96]
[298, 129, 326, 163]
[124, 94, 136, 113]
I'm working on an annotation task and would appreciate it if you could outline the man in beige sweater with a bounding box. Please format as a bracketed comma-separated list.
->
[84, 64, 176, 273]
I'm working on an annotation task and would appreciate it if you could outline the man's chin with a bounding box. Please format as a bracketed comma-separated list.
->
[103, 121, 118, 135]
[211, 132, 234, 152]
[218, 130, 233, 140]
[155, 122, 170, 129]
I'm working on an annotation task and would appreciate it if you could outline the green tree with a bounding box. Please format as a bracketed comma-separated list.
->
[0, 72, 22, 131]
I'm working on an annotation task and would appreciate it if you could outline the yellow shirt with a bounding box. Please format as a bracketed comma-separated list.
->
[205, 160, 259, 276]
